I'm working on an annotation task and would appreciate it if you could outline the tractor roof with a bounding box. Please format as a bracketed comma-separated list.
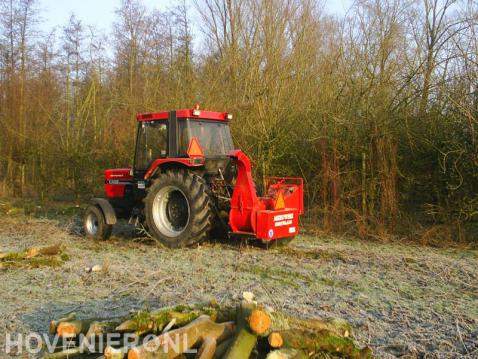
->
[136, 109, 231, 122]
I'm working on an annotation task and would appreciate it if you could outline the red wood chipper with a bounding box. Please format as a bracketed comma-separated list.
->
[84, 107, 304, 247]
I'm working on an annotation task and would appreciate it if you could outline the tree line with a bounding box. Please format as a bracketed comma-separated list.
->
[0, 0, 477, 240]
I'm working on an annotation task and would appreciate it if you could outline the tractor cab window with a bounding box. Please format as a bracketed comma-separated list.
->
[134, 121, 167, 171]
[178, 119, 234, 157]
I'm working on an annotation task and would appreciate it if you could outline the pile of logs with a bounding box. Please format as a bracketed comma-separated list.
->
[45, 294, 372, 359]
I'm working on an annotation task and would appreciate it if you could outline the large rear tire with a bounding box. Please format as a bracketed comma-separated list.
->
[83, 205, 113, 240]
[144, 170, 213, 248]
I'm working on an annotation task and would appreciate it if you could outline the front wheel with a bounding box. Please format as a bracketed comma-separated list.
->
[144, 170, 213, 248]
[83, 205, 113, 240]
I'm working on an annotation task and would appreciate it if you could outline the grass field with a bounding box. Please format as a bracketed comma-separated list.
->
[0, 207, 477, 358]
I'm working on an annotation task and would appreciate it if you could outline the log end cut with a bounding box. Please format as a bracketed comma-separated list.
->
[248, 309, 272, 335]
[127, 347, 140, 359]
[268, 332, 284, 348]
[56, 322, 76, 337]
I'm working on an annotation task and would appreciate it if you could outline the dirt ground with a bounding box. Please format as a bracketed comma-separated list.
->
[0, 213, 477, 359]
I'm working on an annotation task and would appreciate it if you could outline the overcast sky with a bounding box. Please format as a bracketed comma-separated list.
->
[38, 0, 352, 34]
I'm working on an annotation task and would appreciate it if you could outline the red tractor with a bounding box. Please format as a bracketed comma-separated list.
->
[83, 108, 304, 247]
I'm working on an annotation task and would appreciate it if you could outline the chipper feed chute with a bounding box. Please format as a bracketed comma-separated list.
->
[228, 149, 304, 242]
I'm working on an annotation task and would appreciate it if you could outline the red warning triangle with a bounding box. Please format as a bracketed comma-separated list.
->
[187, 137, 204, 158]
[274, 191, 285, 210]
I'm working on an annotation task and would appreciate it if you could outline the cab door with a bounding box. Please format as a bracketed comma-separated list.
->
[133, 121, 168, 178]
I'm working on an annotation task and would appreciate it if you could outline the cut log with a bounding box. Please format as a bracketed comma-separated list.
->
[195, 336, 217, 359]
[287, 316, 353, 338]
[57, 320, 94, 337]
[223, 301, 258, 359]
[85, 319, 125, 338]
[127, 315, 235, 359]
[104, 345, 130, 359]
[58, 317, 126, 338]
[103, 338, 141, 359]
[49, 313, 76, 334]
[266, 348, 308, 359]
[280, 329, 372, 359]
[268, 332, 284, 348]
[212, 337, 233, 359]
[26, 243, 63, 258]
[0, 243, 64, 261]
[266, 311, 353, 339]
[248, 309, 272, 335]
[116, 301, 235, 336]
[0, 243, 66, 269]
[222, 328, 257, 359]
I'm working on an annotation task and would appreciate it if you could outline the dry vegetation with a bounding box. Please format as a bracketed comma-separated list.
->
[0, 211, 476, 358]
[0, 0, 478, 240]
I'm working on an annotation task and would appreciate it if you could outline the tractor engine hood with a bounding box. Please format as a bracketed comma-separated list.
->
[104, 168, 133, 198]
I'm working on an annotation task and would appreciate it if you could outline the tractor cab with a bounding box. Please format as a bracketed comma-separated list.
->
[133, 109, 235, 179]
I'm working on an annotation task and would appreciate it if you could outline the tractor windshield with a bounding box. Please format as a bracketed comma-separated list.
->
[179, 119, 234, 157]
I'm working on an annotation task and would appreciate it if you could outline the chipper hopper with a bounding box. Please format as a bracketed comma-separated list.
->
[84, 107, 304, 247]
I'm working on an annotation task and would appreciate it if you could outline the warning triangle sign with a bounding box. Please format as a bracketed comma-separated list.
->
[274, 191, 285, 210]
[187, 137, 204, 158]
